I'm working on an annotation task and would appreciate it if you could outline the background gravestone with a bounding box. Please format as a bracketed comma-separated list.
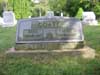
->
[2, 11, 17, 27]
[82, 12, 98, 26]
[0, 17, 3, 25]
[46, 11, 54, 17]
[16, 16, 84, 50]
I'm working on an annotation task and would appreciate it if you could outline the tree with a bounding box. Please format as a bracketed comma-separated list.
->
[48, 0, 67, 16]
[31, 0, 49, 17]
[0, 0, 3, 16]
[6, 0, 100, 19]
[93, 2, 100, 19]
[8, 0, 31, 19]
[65, 0, 80, 17]
[80, 0, 100, 19]
[75, 7, 84, 20]
[65, 0, 100, 17]
[0, 0, 8, 16]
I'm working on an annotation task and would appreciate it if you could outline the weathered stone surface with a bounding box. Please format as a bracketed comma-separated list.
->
[16, 17, 84, 50]
[15, 42, 84, 50]
[6, 46, 95, 59]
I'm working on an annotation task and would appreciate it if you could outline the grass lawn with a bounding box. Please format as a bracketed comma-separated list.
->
[0, 25, 100, 75]
[83, 26, 100, 52]
[0, 26, 16, 53]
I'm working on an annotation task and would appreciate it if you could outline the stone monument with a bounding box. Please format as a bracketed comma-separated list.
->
[2, 11, 17, 27]
[6, 16, 95, 59]
[46, 11, 54, 17]
[0, 17, 3, 25]
[82, 11, 98, 26]
[15, 16, 84, 50]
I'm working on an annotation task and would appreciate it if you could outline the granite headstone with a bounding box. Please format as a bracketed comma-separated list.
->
[16, 16, 84, 50]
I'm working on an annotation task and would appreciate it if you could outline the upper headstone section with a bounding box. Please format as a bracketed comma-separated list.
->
[16, 16, 84, 43]
[82, 12, 96, 20]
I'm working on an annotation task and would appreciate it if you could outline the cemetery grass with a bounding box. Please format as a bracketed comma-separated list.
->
[0, 26, 100, 75]
[0, 26, 16, 53]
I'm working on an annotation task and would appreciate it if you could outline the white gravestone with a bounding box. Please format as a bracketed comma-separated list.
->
[2, 11, 17, 27]
[82, 12, 98, 25]
[0, 17, 3, 25]
[61, 12, 63, 17]
[46, 11, 54, 17]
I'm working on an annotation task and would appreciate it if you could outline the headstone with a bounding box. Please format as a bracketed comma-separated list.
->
[0, 17, 3, 25]
[28, 16, 31, 18]
[2, 11, 17, 27]
[16, 16, 84, 50]
[46, 11, 54, 17]
[82, 11, 98, 25]
[61, 12, 63, 17]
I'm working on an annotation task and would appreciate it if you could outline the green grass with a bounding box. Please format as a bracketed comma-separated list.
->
[0, 25, 100, 75]
[1, 57, 100, 75]
[83, 26, 100, 52]
[0, 26, 16, 53]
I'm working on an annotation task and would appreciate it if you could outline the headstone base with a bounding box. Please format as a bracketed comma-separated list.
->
[6, 46, 95, 59]
[15, 42, 84, 50]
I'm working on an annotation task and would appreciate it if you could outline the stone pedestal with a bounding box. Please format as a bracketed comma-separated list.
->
[15, 42, 84, 50]
[6, 46, 95, 59]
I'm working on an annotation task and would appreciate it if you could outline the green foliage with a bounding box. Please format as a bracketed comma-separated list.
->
[31, 3, 48, 17]
[0, 0, 8, 15]
[0, 3, 3, 16]
[65, 0, 100, 17]
[79, 0, 100, 19]
[0, 0, 4, 16]
[1, 56, 100, 75]
[66, 0, 80, 17]
[75, 8, 84, 20]
[6, 0, 100, 18]
[0, 27, 16, 53]
[8, 0, 31, 19]
[49, 0, 67, 16]
[83, 26, 100, 52]
[79, 0, 93, 11]
[93, 2, 100, 19]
